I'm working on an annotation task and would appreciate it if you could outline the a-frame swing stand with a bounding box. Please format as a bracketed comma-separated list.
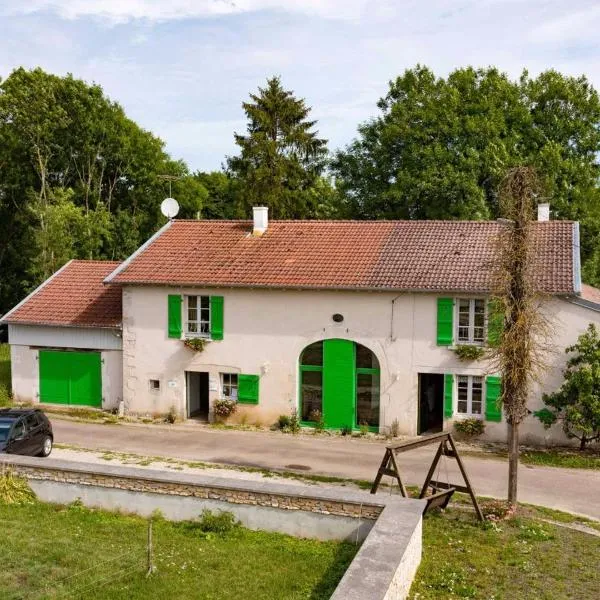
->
[370, 431, 484, 521]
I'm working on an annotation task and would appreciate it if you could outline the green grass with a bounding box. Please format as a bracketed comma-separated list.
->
[0, 344, 11, 407]
[462, 446, 600, 470]
[0, 501, 357, 599]
[409, 509, 600, 599]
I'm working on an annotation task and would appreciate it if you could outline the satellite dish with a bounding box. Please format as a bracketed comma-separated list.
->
[161, 197, 179, 219]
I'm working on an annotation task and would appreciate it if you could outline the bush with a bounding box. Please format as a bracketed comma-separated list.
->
[453, 344, 485, 361]
[0, 469, 36, 505]
[277, 414, 291, 430]
[166, 405, 178, 424]
[389, 418, 400, 438]
[340, 425, 352, 436]
[535, 324, 600, 449]
[213, 399, 237, 419]
[197, 510, 239, 535]
[453, 418, 486, 437]
[358, 422, 370, 436]
[183, 338, 207, 352]
[289, 409, 300, 433]
[309, 409, 325, 432]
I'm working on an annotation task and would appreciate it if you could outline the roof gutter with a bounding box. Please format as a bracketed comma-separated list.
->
[104, 220, 173, 284]
[572, 222, 582, 295]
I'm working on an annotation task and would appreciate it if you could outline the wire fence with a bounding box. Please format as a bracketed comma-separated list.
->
[5, 520, 155, 600]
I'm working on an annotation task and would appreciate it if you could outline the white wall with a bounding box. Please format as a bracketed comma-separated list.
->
[9, 324, 122, 350]
[10, 345, 122, 410]
[122, 285, 600, 445]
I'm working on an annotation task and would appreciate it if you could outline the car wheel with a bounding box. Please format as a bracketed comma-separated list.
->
[39, 436, 53, 457]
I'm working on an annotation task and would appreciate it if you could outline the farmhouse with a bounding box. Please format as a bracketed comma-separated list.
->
[2, 207, 599, 445]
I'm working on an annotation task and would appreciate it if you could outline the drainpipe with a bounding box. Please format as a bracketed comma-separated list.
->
[390, 294, 402, 341]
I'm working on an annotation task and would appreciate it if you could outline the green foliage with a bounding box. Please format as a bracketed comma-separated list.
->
[190, 510, 240, 538]
[0, 469, 36, 505]
[289, 409, 301, 433]
[226, 76, 329, 218]
[453, 418, 486, 437]
[358, 422, 370, 436]
[213, 398, 237, 419]
[0, 67, 201, 313]
[453, 344, 485, 361]
[182, 338, 207, 352]
[536, 323, 600, 449]
[332, 66, 600, 284]
[340, 425, 352, 436]
[0, 344, 11, 408]
[276, 414, 291, 429]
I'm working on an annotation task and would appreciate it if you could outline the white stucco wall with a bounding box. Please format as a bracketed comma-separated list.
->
[10, 345, 122, 410]
[121, 285, 600, 445]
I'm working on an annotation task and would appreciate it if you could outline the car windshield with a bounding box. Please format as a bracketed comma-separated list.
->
[0, 420, 14, 442]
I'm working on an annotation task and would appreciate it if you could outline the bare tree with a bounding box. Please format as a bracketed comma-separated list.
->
[491, 167, 549, 506]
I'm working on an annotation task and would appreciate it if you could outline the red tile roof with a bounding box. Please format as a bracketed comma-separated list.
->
[106, 220, 577, 294]
[2, 260, 122, 328]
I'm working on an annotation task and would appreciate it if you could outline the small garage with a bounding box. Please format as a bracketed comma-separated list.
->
[0, 260, 123, 410]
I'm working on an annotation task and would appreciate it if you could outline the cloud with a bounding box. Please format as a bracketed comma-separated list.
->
[530, 4, 600, 44]
[5, 0, 371, 23]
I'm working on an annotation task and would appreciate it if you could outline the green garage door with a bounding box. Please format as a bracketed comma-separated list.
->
[39, 351, 102, 407]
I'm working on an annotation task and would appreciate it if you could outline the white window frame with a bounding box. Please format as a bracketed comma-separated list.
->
[456, 375, 484, 418]
[185, 295, 210, 339]
[220, 373, 238, 400]
[455, 298, 486, 345]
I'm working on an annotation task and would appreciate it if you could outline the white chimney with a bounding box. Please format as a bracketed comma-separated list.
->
[538, 203, 550, 222]
[253, 206, 268, 235]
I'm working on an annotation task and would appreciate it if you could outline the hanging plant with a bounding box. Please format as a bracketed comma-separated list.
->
[183, 338, 207, 352]
[453, 344, 485, 361]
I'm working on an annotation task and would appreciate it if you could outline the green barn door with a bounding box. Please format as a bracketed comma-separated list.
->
[39, 351, 102, 407]
[322, 339, 355, 429]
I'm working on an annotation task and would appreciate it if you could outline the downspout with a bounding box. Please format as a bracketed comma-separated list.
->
[573, 222, 582, 295]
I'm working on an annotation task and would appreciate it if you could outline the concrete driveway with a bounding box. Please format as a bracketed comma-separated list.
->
[51, 419, 600, 520]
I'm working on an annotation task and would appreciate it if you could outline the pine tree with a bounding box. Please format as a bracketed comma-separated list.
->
[227, 77, 328, 218]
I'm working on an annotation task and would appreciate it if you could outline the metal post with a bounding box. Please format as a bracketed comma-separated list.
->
[146, 520, 155, 576]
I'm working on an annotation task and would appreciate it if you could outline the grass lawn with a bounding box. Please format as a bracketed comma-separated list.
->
[0, 501, 357, 599]
[0, 343, 11, 407]
[462, 446, 600, 470]
[409, 508, 600, 600]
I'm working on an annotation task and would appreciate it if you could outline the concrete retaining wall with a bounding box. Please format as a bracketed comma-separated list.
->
[0, 455, 425, 599]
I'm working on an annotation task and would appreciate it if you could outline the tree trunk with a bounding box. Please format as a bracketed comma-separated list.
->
[580, 435, 587, 451]
[507, 420, 519, 506]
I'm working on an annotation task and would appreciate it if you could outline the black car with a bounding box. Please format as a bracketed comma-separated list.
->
[0, 409, 53, 457]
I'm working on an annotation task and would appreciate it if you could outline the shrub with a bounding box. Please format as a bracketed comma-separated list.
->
[453, 344, 485, 361]
[453, 418, 486, 437]
[183, 338, 207, 352]
[309, 409, 325, 432]
[197, 510, 239, 535]
[340, 425, 352, 436]
[277, 414, 291, 430]
[535, 324, 600, 450]
[289, 409, 301, 433]
[213, 399, 237, 419]
[165, 405, 178, 424]
[389, 418, 400, 438]
[0, 468, 36, 505]
[359, 422, 370, 436]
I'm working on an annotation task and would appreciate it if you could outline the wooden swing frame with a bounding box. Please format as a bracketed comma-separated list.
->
[370, 431, 484, 521]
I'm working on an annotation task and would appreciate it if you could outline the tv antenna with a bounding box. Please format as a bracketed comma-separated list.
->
[158, 174, 181, 220]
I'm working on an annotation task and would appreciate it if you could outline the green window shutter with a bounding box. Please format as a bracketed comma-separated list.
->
[443, 374, 454, 419]
[168, 295, 182, 339]
[210, 296, 224, 340]
[485, 376, 502, 422]
[437, 298, 454, 346]
[238, 374, 259, 404]
[487, 299, 503, 347]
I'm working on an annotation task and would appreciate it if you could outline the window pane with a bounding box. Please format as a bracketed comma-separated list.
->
[458, 311, 470, 327]
[188, 308, 197, 321]
[356, 344, 379, 369]
[457, 376, 469, 401]
[301, 342, 323, 366]
[301, 370, 322, 420]
[200, 309, 210, 321]
[457, 400, 468, 414]
[356, 372, 379, 427]
[458, 326, 470, 341]
[473, 327, 484, 342]
[201, 296, 210, 309]
[471, 401, 482, 415]
[200, 322, 210, 334]
[187, 322, 197, 333]
[188, 296, 197, 309]
[458, 299, 470, 312]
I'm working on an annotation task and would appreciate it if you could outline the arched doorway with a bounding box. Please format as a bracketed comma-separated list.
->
[299, 339, 380, 430]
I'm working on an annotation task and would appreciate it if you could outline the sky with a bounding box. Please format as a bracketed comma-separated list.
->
[1, 0, 600, 171]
